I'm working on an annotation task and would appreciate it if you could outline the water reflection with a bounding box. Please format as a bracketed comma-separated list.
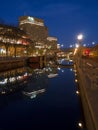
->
[0, 60, 58, 96]
[0, 67, 29, 95]
[22, 89, 45, 99]
[22, 69, 48, 99]
[0, 59, 87, 130]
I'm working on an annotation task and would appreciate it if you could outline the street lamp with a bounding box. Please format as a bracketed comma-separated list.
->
[77, 34, 83, 40]
[74, 34, 83, 55]
[77, 34, 83, 46]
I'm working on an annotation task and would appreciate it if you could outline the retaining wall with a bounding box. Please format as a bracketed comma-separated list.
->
[75, 57, 98, 130]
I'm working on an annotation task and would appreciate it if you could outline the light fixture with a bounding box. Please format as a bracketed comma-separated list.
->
[77, 34, 83, 40]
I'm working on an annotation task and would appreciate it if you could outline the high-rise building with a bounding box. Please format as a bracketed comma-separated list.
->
[19, 16, 48, 43]
[19, 16, 59, 56]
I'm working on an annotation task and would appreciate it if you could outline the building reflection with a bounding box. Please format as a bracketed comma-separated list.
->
[22, 68, 48, 99]
[0, 60, 58, 97]
[0, 67, 29, 95]
[44, 60, 58, 76]
[28, 60, 58, 77]
[22, 89, 46, 99]
[22, 60, 58, 98]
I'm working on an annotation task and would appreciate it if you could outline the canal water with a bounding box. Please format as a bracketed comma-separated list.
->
[0, 60, 86, 130]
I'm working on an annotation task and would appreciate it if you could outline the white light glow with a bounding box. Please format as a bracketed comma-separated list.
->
[78, 122, 83, 128]
[76, 91, 79, 94]
[75, 44, 79, 48]
[92, 42, 95, 45]
[61, 44, 64, 47]
[83, 44, 86, 47]
[69, 45, 73, 48]
[77, 34, 83, 40]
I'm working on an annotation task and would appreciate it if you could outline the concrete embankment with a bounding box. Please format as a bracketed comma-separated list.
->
[0, 58, 26, 72]
[75, 57, 98, 130]
[0, 56, 46, 72]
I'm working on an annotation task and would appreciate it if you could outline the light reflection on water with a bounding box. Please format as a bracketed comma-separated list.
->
[0, 60, 86, 130]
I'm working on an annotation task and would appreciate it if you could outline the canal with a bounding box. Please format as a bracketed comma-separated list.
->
[0, 60, 86, 130]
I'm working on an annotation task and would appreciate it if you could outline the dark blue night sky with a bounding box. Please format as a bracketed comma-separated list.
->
[0, 0, 98, 47]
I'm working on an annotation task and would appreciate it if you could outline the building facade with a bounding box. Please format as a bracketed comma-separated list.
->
[19, 16, 48, 43]
[0, 24, 32, 57]
[19, 16, 59, 56]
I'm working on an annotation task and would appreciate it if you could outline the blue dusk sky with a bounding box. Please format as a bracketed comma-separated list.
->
[0, 0, 98, 47]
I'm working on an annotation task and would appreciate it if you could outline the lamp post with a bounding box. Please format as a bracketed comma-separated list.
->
[77, 34, 83, 47]
[77, 34, 83, 68]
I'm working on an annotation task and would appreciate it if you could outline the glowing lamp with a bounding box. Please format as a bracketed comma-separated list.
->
[77, 34, 83, 40]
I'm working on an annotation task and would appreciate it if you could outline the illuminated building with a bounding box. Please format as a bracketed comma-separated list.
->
[19, 16, 59, 56]
[90, 44, 98, 57]
[19, 16, 48, 44]
[47, 36, 58, 49]
[0, 24, 32, 57]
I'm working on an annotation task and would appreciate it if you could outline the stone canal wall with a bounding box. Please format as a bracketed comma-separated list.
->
[27, 56, 46, 69]
[75, 57, 98, 130]
[0, 56, 46, 72]
[0, 58, 26, 72]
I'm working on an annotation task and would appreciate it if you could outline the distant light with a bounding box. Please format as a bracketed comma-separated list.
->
[61, 44, 64, 47]
[75, 44, 79, 48]
[74, 69, 77, 72]
[57, 67, 61, 70]
[78, 122, 83, 128]
[70, 45, 73, 48]
[83, 44, 86, 47]
[0, 49, 6, 53]
[75, 73, 77, 76]
[76, 91, 79, 94]
[1, 91, 6, 94]
[75, 79, 78, 82]
[92, 42, 95, 45]
[77, 34, 83, 40]
[62, 70, 64, 73]
[70, 68, 73, 71]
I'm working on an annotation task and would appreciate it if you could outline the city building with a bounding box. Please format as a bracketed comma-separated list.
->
[47, 37, 58, 49]
[19, 16, 48, 44]
[46, 36, 58, 57]
[0, 24, 32, 57]
[89, 44, 98, 58]
[19, 16, 59, 57]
